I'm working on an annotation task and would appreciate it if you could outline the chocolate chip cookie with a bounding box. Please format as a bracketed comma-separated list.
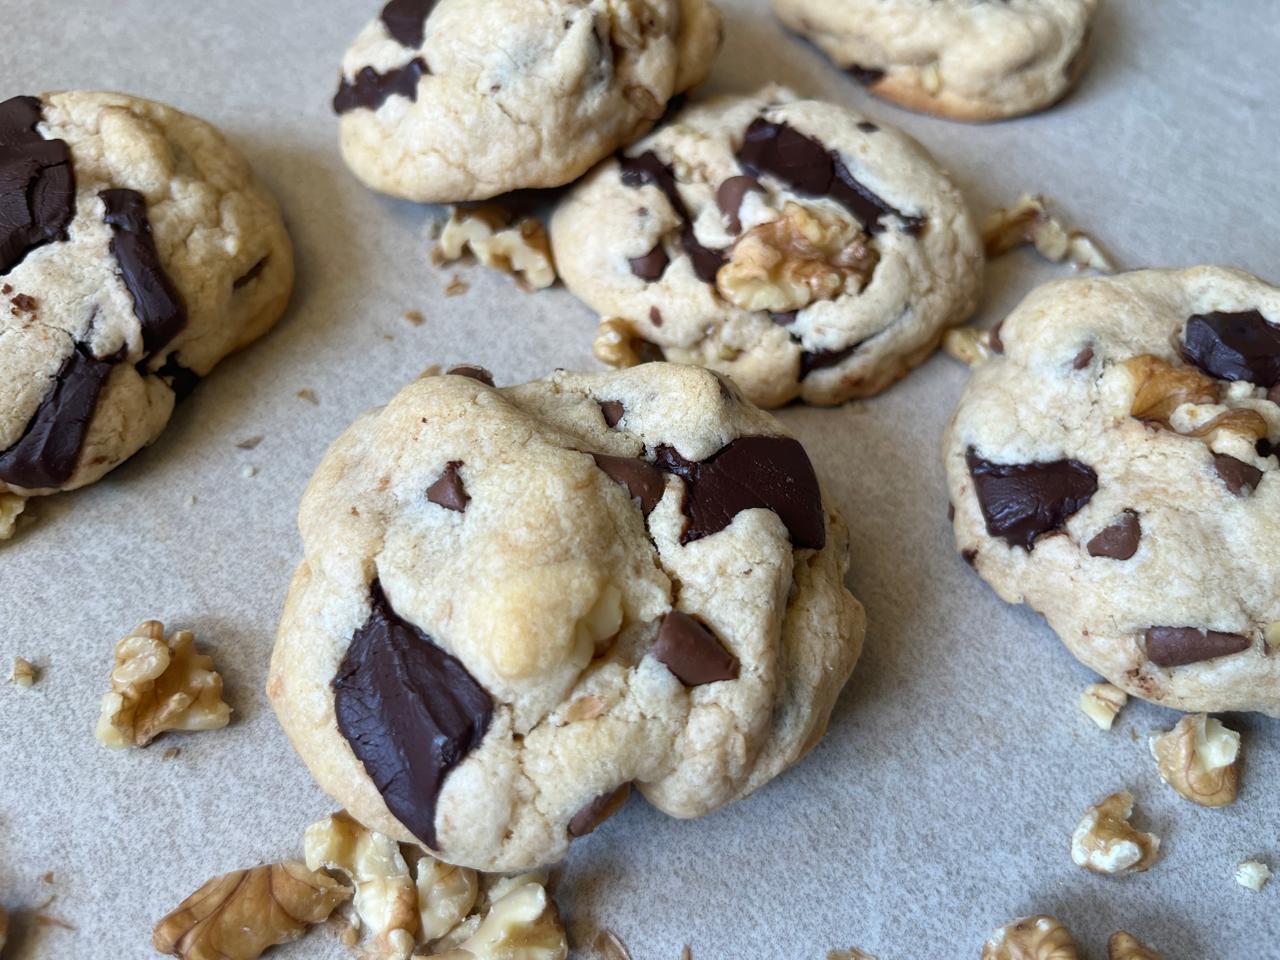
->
[550, 86, 983, 407]
[775, 0, 1098, 122]
[0, 92, 292, 508]
[333, 0, 723, 202]
[945, 268, 1280, 716]
[268, 363, 865, 870]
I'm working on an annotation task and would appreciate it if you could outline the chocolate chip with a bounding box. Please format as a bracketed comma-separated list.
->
[333, 58, 428, 114]
[966, 449, 1098, 551]
[634, 338, 665, 364]
[648, 306, 664, 327]
[856, 121, 879, 133]
[592, 453, 664, 515]
[1086, 510, 1141, 560]
[1145, 626, 1251, 668]
[847, 64, 886, 86]
[9, 292, 36, 313]
[619, 152, 726, 283]
[800, 344, 856, 379]
[154, 352, 200, 400]
[736, 119, 924, 235]
[651, 610, 739, 686]
[101, 189, 186, 357]
[568, 783, 632, 837]
[961, 548, 978, 567]
[380, 0, 436, 48]
[446, 364, 494, 386]
[1213, 453, 1263, 496]
[654, 436, 826, 549]
[0, 95, 76, 277]
[0, 344, 117, 489]
[771, 311, 797, 326]
[715, 175, 762, 235]
[1073, 345, 1094, 369]
[599, 400, 625, 428]
[989, 321, 1005, 355]
[426, 460, 468, 511]
[333, 581, 493, 850]
[233, 256, 268, 290]
[629, 244, 669, 282]
[1181, 310, 1280, 387]
[1258, 437, 1275, 459]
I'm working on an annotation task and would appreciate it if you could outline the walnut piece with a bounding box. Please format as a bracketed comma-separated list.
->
[1149, 713, 1240, 807]
[828, 950, 877, 960]
[1070, 791, 1160, 874]
[983, 194, 1114, 272]
[95, 621, 231, 749]
[981, 915, 1080, 960]
[1108, 932, 1162, 960]
[1079, 682, 1127, 730]
[942, 326, 996, 366]
[153, 861, 350, 960]
[421, 879, 567, 960]
[415, 857, 479, 943]
[1235, 859, 1272, 892]
[436, 205, 557, 291]
[716, 202, 878, 313]
[593, 317, 664, 368]
[1265, 620, 1280, 653]
[1124, 355, 1269, 442]
[0, 492, 26, 539]
[11, 656, 37, 687]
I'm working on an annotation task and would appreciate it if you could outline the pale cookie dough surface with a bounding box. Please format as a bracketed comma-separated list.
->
[269, 363, 865, 871]
[0, 90, 293, 500]
[334, 0, 723, 202]
[774, 0, 1098, 122]
[550, 86, 982, 408]
[944, 267, 1280, 716]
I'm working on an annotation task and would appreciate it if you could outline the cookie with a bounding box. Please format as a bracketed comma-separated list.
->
[269, 363, 865, 870]
[0, 92, 292, 504]
[944, 267, 1280, 717]
[775, 0, 1098, 122]
[333, 0, 723, 202]
[550, 86, 983, 408]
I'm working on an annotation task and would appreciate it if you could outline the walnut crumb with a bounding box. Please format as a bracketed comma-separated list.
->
[296, 388, 319, 405]
[594, 317, 664, 368]
[162, 747, 181, 761]
[1079, 682, 1127, 730]
[11, 656, 37, 687]
[1108, 931, 1163, 960]
[0, 492, 27, 540]
[1149, 713, 1240, 807]
[982, 915, 1079, 960]
[235, 435, 264, 450]
[942, 326, 996, 366]
[437, 206, 557, 290]
[404, 310, 425, 326]
[446, 274, 470, 297]
[1070, 791, 1160, 874]
[828, 950, 878, 960]
[983, 194, 1114, 273]
[594, 929, 632, 960]
[1235, 859, 1272, 892]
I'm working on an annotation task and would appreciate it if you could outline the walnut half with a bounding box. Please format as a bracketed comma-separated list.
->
[981, 915, 1080, 960]
[1149, 713, 1240, 807]
[1070, 791, 1160, 875]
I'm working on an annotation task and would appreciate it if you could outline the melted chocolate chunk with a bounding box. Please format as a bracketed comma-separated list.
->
[0, 344, 115, 489]
[101, 189, 186, 356]
[1086, 510, 1141, 560]
[599, 400, 625, 427]
[333, 581, 493, 850]
[233, 256, 268, 290]
[1145, 626, 1251, 668]
[0, 95, 75, 277]
[1073, 345, 1094, 369]
[568, 783, 632, 837]
[847, 64, 886, 86]
[966, 450, 1098, 551]
[629, 244, 669, 282]
[426, 460, 468, 511]
[1181, 310, 1280, 387]
[800, 344, 856, 379]
[1213, 453, 1263, 496]
[619, 152, 726, 283]
[333, 58, 428, 114]
[154, 352, 200, 400]
[654, 436, 826, 549]
[381, 0, 436, 48]
[652, 610, 739, 686]
[736, 119, 924, 235]
[592, 453, 664, 515]
[446, 364, 494, 386]
[715, 175, 762, 235]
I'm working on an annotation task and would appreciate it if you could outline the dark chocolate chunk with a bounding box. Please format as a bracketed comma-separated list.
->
[101, 189, 186, 356]
[961, 548, 978, 567]
[0, 95, 75, 277]
[856, 121, 879, 133]
[446, 364, 494, 386]
[989, 320, 1005, 354]
[652, 610, 739, 686]
[426, 460, 468, 511]
[1073, 345, 1094, 369]
[0, 343, 115, 489]
[599, 400, 625, 428]
[1258, 437, 1275, 459]
[965, 449, 1098, 551]
[847, 64, 886, 86]
[333, 581, 493, 850]
[629, 244, 669, 282]
[1145, 626, 1251, 668]
[1181, 310, 1280, 388]
[592, 453, 664, 515]
[715, 175, 762, 235]
[654, 435, 825, 549]
[1213, 453, 1263, 496]
[154, 352, 200, 400]
[619, 152, 726, 283]
[1086, 510, 1141, 560]
[381, 0, 436, 48]
[648, 306, 664, 327]
[233, 256, 268, 290]
[800, 344, 856, 379]
[333, 58, 428, 114]
[568, 783, 632, 837]
[736, 119, 924, 235]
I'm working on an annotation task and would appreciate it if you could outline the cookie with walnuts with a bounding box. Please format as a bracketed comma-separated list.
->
[0, 91, 292, 512]
[945, 267, 1280, 717]
[774, 0, 1098, 122]
[269, 362, 865, 871]
[550, 86, 983, 408]
[333, 0, 723, 202]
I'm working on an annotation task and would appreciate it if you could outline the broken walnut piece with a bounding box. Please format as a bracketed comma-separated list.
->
[0, 492, 26, 540]
[1079, 682, 1127, 730]
[981, 915, 1080, 960]
[593, 317, 664, 368]
[827, 951, 877, 960]
[11, 656, 37, 687]
[1149, 713, 1240, 807]
[1235, 859, 1272, 892]
[716, 202, 878, 313]
[415, 856, 479, 943]
[436, 205, 557, 291]
[1124, 355, 1269, 442]
[152, 861, 350, 960]
[1108, 932, 1162, 960]
[1070, 791, 1160, 874]
[982, 194, 1114, 272]
[942, 326, 995, 366]
[95, 621, 231, 748]
[421, 879, 567, 960]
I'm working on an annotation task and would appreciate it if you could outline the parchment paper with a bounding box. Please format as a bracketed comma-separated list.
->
[1, 1, 1276, 957]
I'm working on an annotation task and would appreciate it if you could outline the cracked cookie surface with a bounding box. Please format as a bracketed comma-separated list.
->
[333, 0, 723, 202]
[550, 86, 982, 407]
[944, 267, 1280, 716]
[269, 362, 865, 871]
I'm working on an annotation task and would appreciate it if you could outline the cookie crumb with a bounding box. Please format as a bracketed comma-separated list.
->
[445, 274, 470, 297]
[983, 193, 1114, 272]
[235, 435, 264, 450]
[11, 656, 37, 687]
[296, 388, 319, 405]
[185, 495, 197, 507]
[594, 930, 632, 960]
[404, 310, 425, 326]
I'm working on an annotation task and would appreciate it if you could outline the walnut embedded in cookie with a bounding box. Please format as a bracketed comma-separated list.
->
[0, 91, 292, 508]
[268, 363, 865, 871]
[551, 86, 983, 408]
[944, 267, 1280, 716]
[774, 0, 1099, 122]
[333, 0, 723, 202]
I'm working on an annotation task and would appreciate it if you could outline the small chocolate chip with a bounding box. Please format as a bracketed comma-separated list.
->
[446, 365, 494, 386]
[592, 453, 664, 515]
[599, 400, 625, 428]
[800, 345, 856, 380]
[1213, 453, 1263, 496]
[648, 306, 664, 327]
[652, 611, 739, 686]
[1258, 437, 1275, 459]
[771, 311, 798, 326]
[380, 0, 436, 48]
[1073, 345, 1094, 369]
[568, 783, 632, 837]
[426, 460, 468, 511]
[233, 256, 268, 290]
[847, 64, 886, 86]
[966, 449, 1098, 551]
[856, 121, 879, 133]
[9, 292, 36, 313]
[1182, 310, 1280, 388]
[1145, 626, 1251, 667]
[715, 175, 762, 235]
[333, 59, 428, 114]
[989, 321, 1005, 355]
[1086, 510, 1141, 560]
[629, 244, 669, 282]
[961, 548, 978, 567]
